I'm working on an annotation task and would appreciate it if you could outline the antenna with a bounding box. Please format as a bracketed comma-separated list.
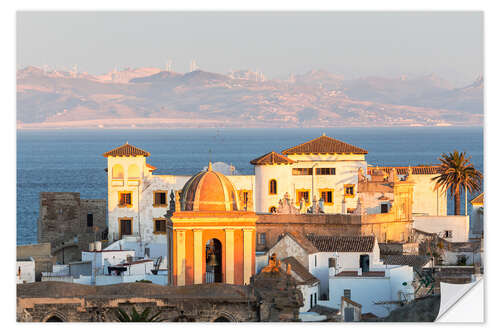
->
[165, 59, 172, 72]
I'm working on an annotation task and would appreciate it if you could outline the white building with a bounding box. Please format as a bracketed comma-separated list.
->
[281, 256, 320, 312]
[100, 135, 448, 277]
[16, 258, 35, 284]
[413, 215, 470, 243]
[329, 264, 414, 318]
[41, 241, 167, 286]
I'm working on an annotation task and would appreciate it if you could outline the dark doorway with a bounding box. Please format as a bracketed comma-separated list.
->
[206, 238, 223, 283]
[46, 315, 64, 322]
[213, 316, 231, 322]
[360, 255, 370, 272]
[120, 219, 132, 238]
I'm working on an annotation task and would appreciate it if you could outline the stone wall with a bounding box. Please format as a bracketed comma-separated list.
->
[256, 213, 412, 251]
[17, 277, 301, 322]
[37, 192, 107, 264]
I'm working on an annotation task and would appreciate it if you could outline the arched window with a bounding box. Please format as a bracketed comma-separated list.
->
[112, 164, 124, 179]
[128, 164, 140, 179]
[269, 206, 277, 213]
[269, 179, 277, 195]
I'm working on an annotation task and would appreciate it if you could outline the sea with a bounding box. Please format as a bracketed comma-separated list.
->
[17, 127, 484, 245]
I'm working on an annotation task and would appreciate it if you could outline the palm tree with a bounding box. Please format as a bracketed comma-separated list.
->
[114, 306, 163, 322]
[432, 150, 482, 215]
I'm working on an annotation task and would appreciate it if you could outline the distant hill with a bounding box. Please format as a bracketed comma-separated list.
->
[16, 66, 483, 129]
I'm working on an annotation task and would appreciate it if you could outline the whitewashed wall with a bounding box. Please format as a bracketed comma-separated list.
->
[413, 216, 470, 243]
[16, 260, 35, 284]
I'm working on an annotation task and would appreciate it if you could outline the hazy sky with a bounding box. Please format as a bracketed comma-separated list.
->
[17, 11, 483, 84]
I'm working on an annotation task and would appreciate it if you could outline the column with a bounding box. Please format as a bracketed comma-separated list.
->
[225, 229, 235, 284]
[176, 230, 186, 286]
[193, 229, 203, 284]
[243, 228, 253, 284]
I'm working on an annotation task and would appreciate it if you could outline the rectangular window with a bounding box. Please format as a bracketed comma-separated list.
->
[381, 203, 389, 213]
[153, 191, 167, 206]
[297, 190, 310, 203]
[314, 293, 317, 306]
[119, 192, 132, 207]
[87, 213, 93, 227]
[154, 219, 167, 234]
[119, 219, 132, 237]
[344, 184, 355, 198]
[292, 168, 313, 176]
[243, 191, 249, 203]
[344, 289, 351, 300]
[320, 189, 334, 204]
[444, 230, 453, 238]
[258, 233, 266, 245]
[328, 257, 336, 268]
[315, 168, 336, 175]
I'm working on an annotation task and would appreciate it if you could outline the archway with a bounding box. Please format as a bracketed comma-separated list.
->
[44, 314, 64, 322]
[205, 238, 222, 283]
[213, 316, 231, 322]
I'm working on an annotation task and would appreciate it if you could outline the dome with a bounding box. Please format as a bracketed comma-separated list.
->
[180, 162, 240, 211]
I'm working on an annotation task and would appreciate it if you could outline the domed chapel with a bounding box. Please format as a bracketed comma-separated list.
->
[167, 162, 257, 286]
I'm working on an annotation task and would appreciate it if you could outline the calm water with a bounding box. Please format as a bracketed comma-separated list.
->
[17, 127, 484, 245]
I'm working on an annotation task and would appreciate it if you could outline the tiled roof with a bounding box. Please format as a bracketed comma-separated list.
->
[281, 256, 319, 285]
[281, 134, 368, 155]
[250, 151, 295, 165]
[146, 163, 157, 170]
[306, 235, 376, 253]
[381, 255, 432, 269]
[335, 271, 385, 277]
[367, 165, 442, 175]
[102, 143, 150, 157]
[470, 192, 483, 205]
[283, 232, 319, 254]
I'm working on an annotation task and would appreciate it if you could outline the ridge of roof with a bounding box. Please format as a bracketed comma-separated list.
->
[102, 143, 150, 157]
[281, 256, 319, 285]
[250, 151, 296, 165]
[306, 234, 376, 253]
[281, 135, 368, 155]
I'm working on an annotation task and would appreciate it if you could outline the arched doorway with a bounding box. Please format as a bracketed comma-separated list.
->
[213, 316, 231, 322]
[45, 315, 64, 322]
[206, 238, 222, 283]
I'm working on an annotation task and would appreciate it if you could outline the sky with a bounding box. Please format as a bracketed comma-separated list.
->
[17, 11, 483, 85]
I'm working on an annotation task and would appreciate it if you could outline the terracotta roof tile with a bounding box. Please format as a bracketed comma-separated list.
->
[102, 143, 150, 157]
[367, 165, 442, 175]
[250, 151, 295, 165]
[146, 163, 157, 170]
[470, 192, 483, 205]
[306, 235, 375, 253]
[381, 255, 432, 269]
[281, 135, 368, 155]
[281, 256, 319, 285]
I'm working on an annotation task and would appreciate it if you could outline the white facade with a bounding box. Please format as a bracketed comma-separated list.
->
[308, 239, 382, 299]
[298, 283, 320, 312]
[413, 216, 470, 243]
[16, 259, 35, 284]
[329, 265, 414, 318]
[254, 153, 366, 214]
[411, 174, 448, 216]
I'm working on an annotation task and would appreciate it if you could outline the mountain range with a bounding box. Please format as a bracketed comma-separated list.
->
[17, 66, 483, 129]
